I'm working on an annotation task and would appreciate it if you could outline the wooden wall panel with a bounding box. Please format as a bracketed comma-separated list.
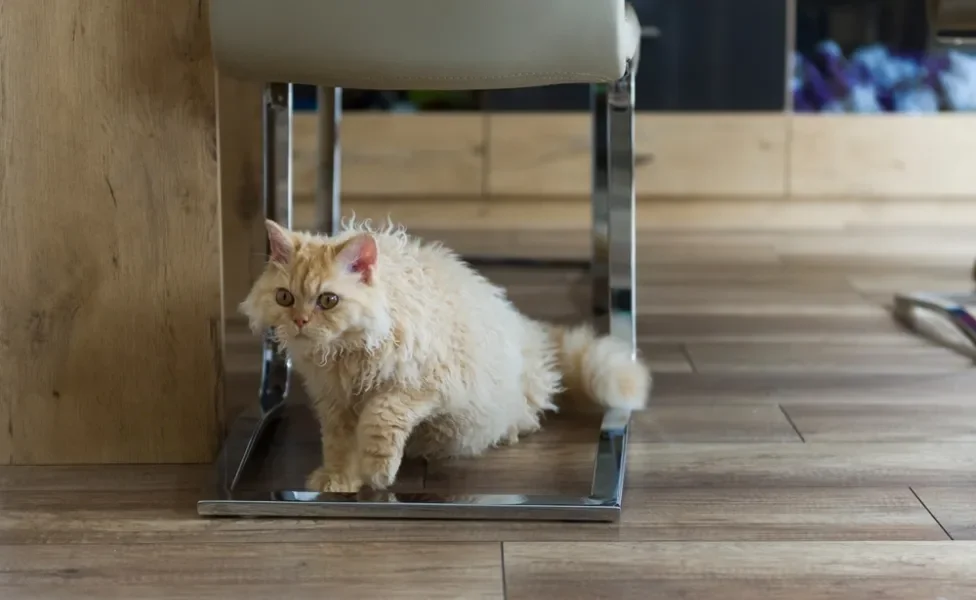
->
[788, 115, 976, 197]
[292, 112, 486, 199]
[0, 0, 223, 464]
[486, 113, 788, 197]
[217, 75, 264, 325]
[290, 113, 790, 200]
[288, 112, 976, 201]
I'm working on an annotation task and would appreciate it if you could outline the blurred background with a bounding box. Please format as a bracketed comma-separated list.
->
[272, 0, 976, 227]
[294, 0, 972, 114]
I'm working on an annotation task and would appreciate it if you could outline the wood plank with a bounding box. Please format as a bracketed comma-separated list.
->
[291, 196, 976, 234]
[292, 113, 486, 197]
[912, 487, 976, 540]
[426, 443, 976, 493]
[0, 392, 8, 465]
[0, 0, 222, 463]
[409, 228, 783, 265]
[503, 541, 976, 599]
[527, 406, 801, 444]
[215, 73, 264, 432]
[289, 113, 788, 199]
[0, 487, 944, 545]
[630, 344, 691, 373]
[649, 372, 976, 406]
[782, 403, 976, 442]
[289, 114, 976, 200]
[775, 232, 976, 269]
[685, 342, 972, 374]
[486, 113, 788, 197]
[847, 273, 974, 296]
[636, 314, 913, 343]
[789, 115, 976, 197]
[216, 74, 265, 323]
[0, 465, 213, 492]
[0, 542, 504, 600]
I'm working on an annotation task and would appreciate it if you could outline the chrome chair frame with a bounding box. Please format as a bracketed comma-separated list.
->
[198, 60, 640, 522]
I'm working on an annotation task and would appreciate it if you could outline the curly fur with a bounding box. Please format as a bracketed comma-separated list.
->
[240, 218, 652, 493]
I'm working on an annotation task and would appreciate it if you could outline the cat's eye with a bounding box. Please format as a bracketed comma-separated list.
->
[317, 292, 339, 310]
[274, 288, 295, 307]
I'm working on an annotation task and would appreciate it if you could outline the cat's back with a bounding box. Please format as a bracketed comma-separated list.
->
[374, 229, 523, 349]
[378, 231, 508, 303]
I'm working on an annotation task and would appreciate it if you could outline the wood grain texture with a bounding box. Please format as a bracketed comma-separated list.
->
[216, 73, 264, 327]
[288, 113, 976, 199]
[503, 541, 976, 599]
[486, 113, 788, 197]
[912, 487, 976, 540]
[648, 371, 976, 406]
[789, 115, 976, 197]
[0, 542, 504, 600]
[426, 443, 976, 493]
[522, 406, 802, 444]
[0, 486, 945, 545]
[4, 198, 976, 594]
[685, 342, 973, 375]
[0, 464, 212, 492]
[783, 403, 976, 442]
[292, 112, 486, 197]
[0, 0, 222, 463]
[289, 196, 976, 235]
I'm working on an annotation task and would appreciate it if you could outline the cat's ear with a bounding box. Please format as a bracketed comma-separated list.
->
[265, 219, 294, 264]
[336, 234, 377, 284]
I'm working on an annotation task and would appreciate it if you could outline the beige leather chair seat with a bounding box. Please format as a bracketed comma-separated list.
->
[211, 0, 641, 89]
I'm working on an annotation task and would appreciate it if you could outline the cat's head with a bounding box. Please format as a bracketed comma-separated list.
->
[240, 220, 390, 353]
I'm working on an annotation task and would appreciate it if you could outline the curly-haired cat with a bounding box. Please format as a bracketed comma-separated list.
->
[240, 219, 651, 493]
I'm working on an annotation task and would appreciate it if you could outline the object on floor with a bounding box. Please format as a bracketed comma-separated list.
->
[893, 281, 976, 362]
[201, 0, 644, 522]
[892, 2, 976, 359]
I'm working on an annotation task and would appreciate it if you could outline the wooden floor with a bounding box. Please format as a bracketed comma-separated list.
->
[3, 198, 976, 599]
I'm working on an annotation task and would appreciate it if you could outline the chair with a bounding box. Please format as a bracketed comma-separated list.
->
[199, 0, 644, 521]
[893, 0, 976, 359]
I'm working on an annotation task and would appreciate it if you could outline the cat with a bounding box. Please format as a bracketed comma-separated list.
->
[240, 218, 652, 493]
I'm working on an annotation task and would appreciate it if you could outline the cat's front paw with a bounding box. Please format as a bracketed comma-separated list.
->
[359, 452, 400, 490]
[305, 467, 363, 493]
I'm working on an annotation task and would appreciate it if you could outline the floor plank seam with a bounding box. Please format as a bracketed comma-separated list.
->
[500, 541, 509, 600]
[678, 344, 698, 373]
[778, 405, 806, 442]
[910, 486, 954, 540]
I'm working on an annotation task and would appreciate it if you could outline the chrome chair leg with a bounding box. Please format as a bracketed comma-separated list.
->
[316, 86, 342, 236]
[590, 82, 611, 321]
[214, 82, 294, 494]
[590, 59, 638, 500]
[603, 60, 638, 356]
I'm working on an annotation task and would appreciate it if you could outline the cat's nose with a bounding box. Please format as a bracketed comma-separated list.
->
[293, 317, 309, 328]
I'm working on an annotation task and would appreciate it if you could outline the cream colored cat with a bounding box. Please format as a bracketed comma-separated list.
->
[240, 219, 651, 493]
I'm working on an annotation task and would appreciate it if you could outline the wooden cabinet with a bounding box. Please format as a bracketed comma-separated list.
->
[0, 0, 225, 464]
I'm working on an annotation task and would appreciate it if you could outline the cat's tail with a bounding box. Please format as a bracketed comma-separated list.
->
[547, 323, 652, 412]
